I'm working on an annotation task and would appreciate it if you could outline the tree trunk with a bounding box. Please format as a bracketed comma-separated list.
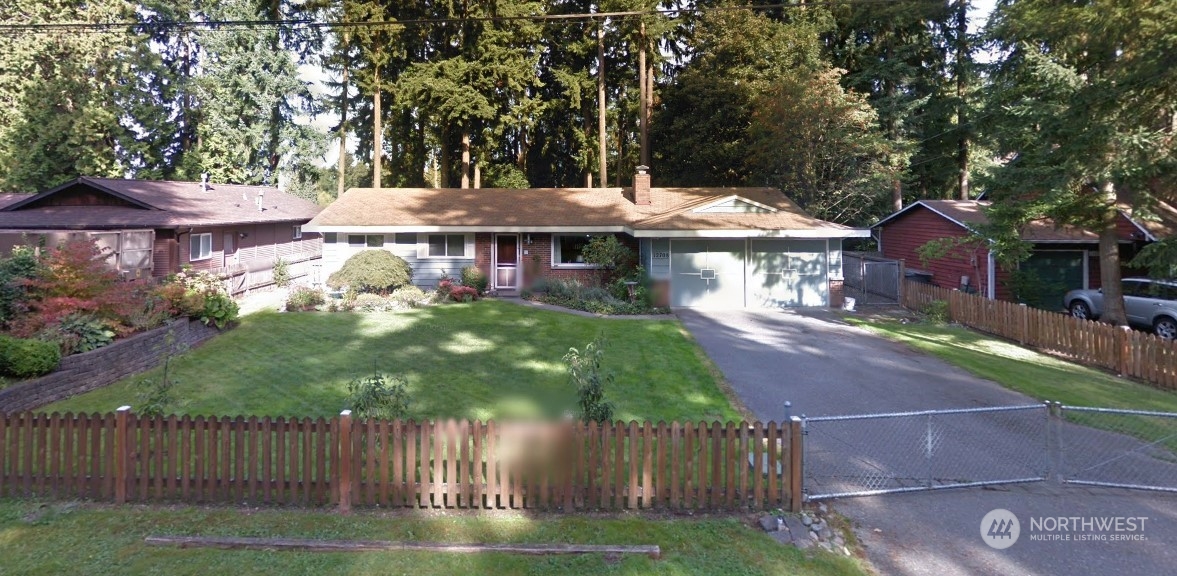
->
[440, 124, 451, 188]
[645, 45, 654, 167]
[955, 0, 969, 200]
[1098, 181, 1127, 325]
[597, 20, 608, 189]
[639, 23, 648, 167]
[373, 65, 382, 189]
[337, 51, 349, 198]
[460, 130, 470, 189]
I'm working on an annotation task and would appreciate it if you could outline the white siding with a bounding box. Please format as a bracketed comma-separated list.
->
[320, 233, 474, 289]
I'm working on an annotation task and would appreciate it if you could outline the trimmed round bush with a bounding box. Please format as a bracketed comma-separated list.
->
[390, 286, 428, 308]
[327, 250, 413, 294]
[286, 286, 326, 311]
[353, 293, 391, 311]
[0, 335, 61, 379]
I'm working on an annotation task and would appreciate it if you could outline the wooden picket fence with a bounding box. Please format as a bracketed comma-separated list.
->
[902, 280, 1177, 391]
[0, 409, 802, 513]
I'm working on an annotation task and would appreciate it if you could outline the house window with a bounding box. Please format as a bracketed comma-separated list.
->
[292, 225, 302, 239]
[394, 233, 416, 245]
[348, 234, 384, 248]
[426, 234, 467, 257]
[120, 230, 153, 271]
[552, 234, 598, 267]
[190, 233, 212, 261]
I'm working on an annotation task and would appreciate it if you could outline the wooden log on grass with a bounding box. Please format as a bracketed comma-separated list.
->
[144, 536, 661, 559]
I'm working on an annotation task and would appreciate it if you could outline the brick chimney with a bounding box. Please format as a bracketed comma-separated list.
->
[634, 165, 651, 205]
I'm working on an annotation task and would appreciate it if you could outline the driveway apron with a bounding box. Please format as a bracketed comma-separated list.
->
[678, 308, 1177, 576]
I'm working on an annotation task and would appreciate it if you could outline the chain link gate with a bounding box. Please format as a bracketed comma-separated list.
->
[802, 405, 1049, 500]
[1057, 405, 1177, 492]
[802, 403, 1177, 500]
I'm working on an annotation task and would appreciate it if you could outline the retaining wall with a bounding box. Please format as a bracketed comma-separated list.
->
[0, 318, 222, 413]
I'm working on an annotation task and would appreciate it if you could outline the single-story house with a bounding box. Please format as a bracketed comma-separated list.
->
[0, 177, 322, 284]
[304, 168, 869, 308]
[872, 199, 1156, 305]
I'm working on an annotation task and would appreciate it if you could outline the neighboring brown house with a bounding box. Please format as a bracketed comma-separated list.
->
[305, 169, 869, 308]
[0, 177, 322, 286]
[872, 200, 1154, 306]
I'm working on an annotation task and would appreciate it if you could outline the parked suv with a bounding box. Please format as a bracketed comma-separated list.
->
[1064, 278, 1177, 340]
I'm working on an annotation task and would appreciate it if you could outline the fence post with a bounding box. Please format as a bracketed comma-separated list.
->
[925, 413, 934, 489]
[897, 259, 905, 305]
[1116, 326, 1131, 377]
[115, 406, 131, 505]
[1046, 402, 1063, 483]
[789, 417, 803, 513]
[337, 410, 353, 514]
[1019, 303, 1029, 345]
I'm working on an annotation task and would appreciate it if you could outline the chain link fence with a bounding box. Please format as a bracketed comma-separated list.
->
[843, 252, 902, 305]
[1058, 405, 1177, 492]
[803, 405, 1048, 500]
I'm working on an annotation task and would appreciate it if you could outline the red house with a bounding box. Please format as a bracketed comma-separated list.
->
[873, 200, 1155, 307]
[0, 177, 323, 290]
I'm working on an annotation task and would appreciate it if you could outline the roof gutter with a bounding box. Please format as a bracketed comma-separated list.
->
[303, 223, 870, 239]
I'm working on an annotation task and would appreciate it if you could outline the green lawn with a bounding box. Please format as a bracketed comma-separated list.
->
[47, 301, 738, 423]
[847, 318, 1177, 412]
[0, 500, 865, 576]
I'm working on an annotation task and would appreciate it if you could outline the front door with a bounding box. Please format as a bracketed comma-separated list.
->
[222, 232, 236, 267]
[495, 234, 520, 290]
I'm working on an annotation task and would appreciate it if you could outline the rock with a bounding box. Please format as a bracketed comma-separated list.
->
[770, 530, 794, 545]
[801, 515, 813, 527]
[794, 538, 815, 550]
[782, 517, 806, 537]
[820, 527, 833, 540]
[808, 530, 820, 541]
[759, 515, 779, 532]
[833, 535, 845, 547]
[818, 503, 829, 514]
[810, 521, 824, 533]
[842, 546, 852, 556]
[873, 528, 883, 533]
[820, 541, 834, 552]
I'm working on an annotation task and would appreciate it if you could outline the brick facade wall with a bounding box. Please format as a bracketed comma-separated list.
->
[0, 318, 222, 414]
[472, 232, 638, 288]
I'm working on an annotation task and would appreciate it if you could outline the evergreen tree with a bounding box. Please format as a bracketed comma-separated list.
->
[982, 0, 1176, 325]
[0, 0, 146, 191]
[187, 0, 325, 185]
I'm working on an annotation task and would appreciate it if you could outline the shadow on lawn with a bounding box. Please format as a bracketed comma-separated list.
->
[51, 302, 734, 424]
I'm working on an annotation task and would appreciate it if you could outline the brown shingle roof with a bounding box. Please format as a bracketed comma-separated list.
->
[885, 200, 1103, 242]
[1119, 200, 1177, 241]
[305, 186, 864, 236]
[0, 177, 321, 229]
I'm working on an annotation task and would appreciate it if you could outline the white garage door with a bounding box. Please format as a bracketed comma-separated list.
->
[668, 238, 830, 308]
[670, 239, 746, 308]
[747, 239, 828, 307]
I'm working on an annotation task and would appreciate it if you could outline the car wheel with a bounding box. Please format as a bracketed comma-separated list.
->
[1069, 301, 1092, 320]
[1154, 317, 1177, 340]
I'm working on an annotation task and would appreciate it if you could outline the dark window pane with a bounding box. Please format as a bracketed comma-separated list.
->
[366, 235, 384, 247]
[558, 235, 590, 264]
[395, 233, 416, 245]
[447, 235, 465, 257]
[428, 235, 447, 256]
[348, 235, 365, 247]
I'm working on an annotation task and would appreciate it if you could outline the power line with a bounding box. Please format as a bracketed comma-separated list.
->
[0, 0, 932, 35]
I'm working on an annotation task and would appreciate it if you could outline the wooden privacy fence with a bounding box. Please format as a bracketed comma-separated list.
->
[0, 408, 803, 513]
[902, 280, 1177, 391]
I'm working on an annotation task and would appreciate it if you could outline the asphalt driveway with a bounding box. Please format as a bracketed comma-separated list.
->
[678, 308, 1177, 576]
